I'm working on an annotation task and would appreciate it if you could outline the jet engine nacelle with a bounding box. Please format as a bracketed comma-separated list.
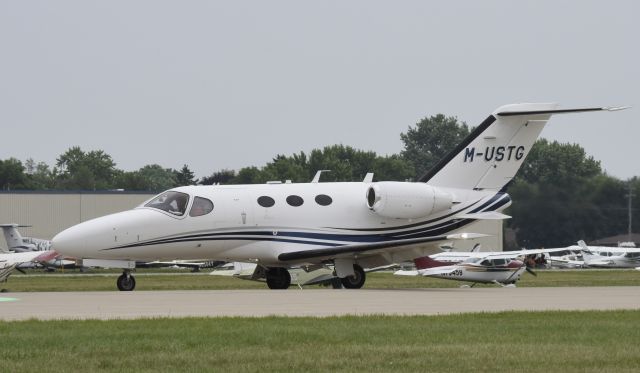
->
[366, 182, 453, 219]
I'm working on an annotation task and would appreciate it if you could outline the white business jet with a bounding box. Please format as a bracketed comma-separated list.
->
[51, 103, 626, 290]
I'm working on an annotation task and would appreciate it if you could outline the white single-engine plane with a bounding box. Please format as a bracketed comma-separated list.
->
[51, 103, 626, 290]
[0, 250, 59, 284]
[394, 254, 532, 287]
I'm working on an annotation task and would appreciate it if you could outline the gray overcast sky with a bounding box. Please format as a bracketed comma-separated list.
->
[1, 1, 638, 180]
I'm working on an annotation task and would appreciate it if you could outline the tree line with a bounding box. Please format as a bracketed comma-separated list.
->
[0, 114, 637, 248]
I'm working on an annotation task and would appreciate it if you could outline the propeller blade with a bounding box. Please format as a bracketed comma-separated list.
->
[525, 267, 537, 277]
[16, 267, 27, 275]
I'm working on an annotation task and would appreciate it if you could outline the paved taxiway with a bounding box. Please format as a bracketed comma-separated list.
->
[1, 287, 639, 320]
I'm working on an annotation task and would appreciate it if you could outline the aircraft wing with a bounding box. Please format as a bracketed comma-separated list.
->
[0, 250, 58, 266]
[394, 270, 419, 276]
[0, 250, 58, 282]
[278, 233, 487, 264]
[519, 247, 578, 255]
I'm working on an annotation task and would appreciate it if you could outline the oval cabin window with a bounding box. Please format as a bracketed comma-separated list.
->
[257, 196, 275, 208]
[286, 195, 304, 207]
[315, 194, 333, 206]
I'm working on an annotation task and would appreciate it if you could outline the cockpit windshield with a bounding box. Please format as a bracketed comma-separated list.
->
[144, 191, 190, 216]
[463, 257, 481, 264]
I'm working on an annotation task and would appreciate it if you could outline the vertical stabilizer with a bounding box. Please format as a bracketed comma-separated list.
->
[0, 224, 29, 252]
[419, 104, 623, 191]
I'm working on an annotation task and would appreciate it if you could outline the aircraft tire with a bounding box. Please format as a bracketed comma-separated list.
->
[117, 273, 136, 291]
[266, 267, 291, 290]
[331, 277, 343, 289]
[340, 264, 365, 289]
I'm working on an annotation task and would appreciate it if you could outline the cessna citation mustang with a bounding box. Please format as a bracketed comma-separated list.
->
[52, 103, 626, 291]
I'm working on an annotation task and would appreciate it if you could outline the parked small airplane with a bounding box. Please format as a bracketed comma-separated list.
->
[210, 262, 342, 288]
[51, 103, 626, 290]
[0, 224, 74, 270]
[1, 224, 51, 252]
[395, 254, 533, 287]
[432, 245, 574, 268]
[577, 240, 640, 268]
[139, 259, 226, 272]
[0, 250, 59, 284]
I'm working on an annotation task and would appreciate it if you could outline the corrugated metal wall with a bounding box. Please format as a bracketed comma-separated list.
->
[0, 192, 155, 241]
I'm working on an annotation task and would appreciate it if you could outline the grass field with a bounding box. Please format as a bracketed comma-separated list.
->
[3, 268, 639, 292]
[1, 311, 639, 372]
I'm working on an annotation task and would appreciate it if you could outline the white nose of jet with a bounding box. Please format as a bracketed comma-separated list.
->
[51, 224, 86, 258]
[53, 209, 162, 259]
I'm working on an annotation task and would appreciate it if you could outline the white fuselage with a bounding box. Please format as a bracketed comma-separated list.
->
[582, 249, 640, 268]
[418, 262, 526, 284]
[52, 182, 508, 266]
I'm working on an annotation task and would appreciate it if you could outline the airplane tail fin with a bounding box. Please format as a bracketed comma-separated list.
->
[577, 240, 592, 253]
[418, 104, 627, 191]
[0, 224, 29, 252]
[414, 256, 450, 270]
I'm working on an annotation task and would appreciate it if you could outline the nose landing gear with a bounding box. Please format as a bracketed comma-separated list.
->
[117, 270, 136, 291]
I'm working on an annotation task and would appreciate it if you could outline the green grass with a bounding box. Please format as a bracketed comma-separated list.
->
[0, 311, 639, 372]
[3, 269, 639, 292]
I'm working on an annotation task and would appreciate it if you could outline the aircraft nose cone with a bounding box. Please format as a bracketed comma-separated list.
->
[52, 225, 87, 258]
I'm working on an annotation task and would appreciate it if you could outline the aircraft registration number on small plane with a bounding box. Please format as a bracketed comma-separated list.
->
[464, 146, 525, 162]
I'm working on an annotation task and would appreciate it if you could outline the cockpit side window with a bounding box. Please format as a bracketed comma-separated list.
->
[145, 191, 190, 216]
[493, 259, 506, 266]
[190, 196, 214, 217]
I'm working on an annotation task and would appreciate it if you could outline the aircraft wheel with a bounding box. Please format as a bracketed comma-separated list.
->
[340, 264, 365, 289]
[331, 277, 343, 289]
[266, 267, 291, 290]
[117, 272, 136, 291]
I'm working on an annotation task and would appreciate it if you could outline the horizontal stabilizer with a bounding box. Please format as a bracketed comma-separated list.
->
[419, 267, 457, 277]
[496, 106, 630, 117]
[0, 224, 32, 228]
[393, 270, 419, 276]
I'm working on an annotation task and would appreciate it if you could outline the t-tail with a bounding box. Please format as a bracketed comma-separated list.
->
[0, 224, 29, 252]
[418, 103, 628, 191]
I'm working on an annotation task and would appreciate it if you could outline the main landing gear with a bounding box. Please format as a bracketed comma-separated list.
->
[340, 264, 365, 289]
[266, 267, 291, 289]
[117, 270, 136, 291]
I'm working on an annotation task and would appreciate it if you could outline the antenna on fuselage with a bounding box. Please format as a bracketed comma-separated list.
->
[311, 170, 331, 183]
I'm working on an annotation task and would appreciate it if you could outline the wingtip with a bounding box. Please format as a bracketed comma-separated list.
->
[604, 106, 631, 112]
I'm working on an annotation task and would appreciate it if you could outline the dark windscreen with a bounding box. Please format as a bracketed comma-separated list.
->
[145, 191, 190, 216]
